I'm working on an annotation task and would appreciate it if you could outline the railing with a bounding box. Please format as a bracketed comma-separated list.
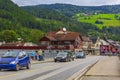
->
[47, 45, 74, 50]
[0, 45, 75, 50]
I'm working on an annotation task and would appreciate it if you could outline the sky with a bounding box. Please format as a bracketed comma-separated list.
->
[12, 0, 120, 6]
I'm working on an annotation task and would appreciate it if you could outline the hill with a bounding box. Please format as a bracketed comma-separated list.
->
[0, 0, 101, 43]
[0, 1, 119, 42]
[22, 6, 70, 22]
[22, 5, 105, 37]
[73, 13, 120, 28]
[26, 4, 120, 17]
[0, 0, 45, 43]
[22, 4, 120, 41]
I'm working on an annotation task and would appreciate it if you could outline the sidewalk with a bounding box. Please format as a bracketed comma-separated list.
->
[81, 56, 120, 80]
[31, 58, 54, 64]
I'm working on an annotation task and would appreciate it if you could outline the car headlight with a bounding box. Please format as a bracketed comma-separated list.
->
[10, 61, 16, 64]
[62, 57, 65, 58]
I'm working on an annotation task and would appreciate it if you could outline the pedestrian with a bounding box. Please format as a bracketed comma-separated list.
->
[30, 51, 35, 60]
[42, 51, 45, 61]
[38, 49, 44, 61]
[35, 51, 39, 60]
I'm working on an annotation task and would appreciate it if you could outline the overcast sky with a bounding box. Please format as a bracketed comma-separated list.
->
[12, 0, 120, 6]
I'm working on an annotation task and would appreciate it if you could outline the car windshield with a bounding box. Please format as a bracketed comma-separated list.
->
[2, 51, 18, 58]
[57, 52, 67, 57]
[76, 52, 84, 56]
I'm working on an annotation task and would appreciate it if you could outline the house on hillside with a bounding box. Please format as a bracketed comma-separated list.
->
[38, 28, 83, 54]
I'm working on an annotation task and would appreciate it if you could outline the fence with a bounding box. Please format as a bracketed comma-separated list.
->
[0, 46, 72, 59]
[0, 49, 58, 59]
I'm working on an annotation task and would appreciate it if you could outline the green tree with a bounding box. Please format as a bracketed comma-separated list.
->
[30, 29, 44, 43]
[0, 30, 18, 42]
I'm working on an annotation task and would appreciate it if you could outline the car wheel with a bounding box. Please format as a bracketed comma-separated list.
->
[26, 62, 31, 69]
[72, 58, 74, 61]
[54, 60, 57, 62]
[69, 59, 71, 62]
[15, 64, 20, 71]
[65, 58, 68, 62]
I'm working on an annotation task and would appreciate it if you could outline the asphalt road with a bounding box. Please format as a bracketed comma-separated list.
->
[0, 56, 104, 80]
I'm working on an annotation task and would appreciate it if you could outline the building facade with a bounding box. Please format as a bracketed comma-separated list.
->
[100, 39, 119, 56]
[38, 28, 83, 54]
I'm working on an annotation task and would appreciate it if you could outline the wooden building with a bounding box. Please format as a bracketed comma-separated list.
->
[38, 28, 83, 53]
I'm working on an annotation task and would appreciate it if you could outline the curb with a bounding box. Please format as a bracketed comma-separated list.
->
[67, 60, 99, 80]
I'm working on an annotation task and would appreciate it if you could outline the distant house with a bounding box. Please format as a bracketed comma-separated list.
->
[38, 28, 83, 53]
[100, 38, 119, 55]
[1, 42, 24, 46]
[0, 42, 4, 46]
[82, 36, 92, 48]
[1, 42, 37, 46]
[90, 37, 101, 49]
[23, 42, 37, 46]
[82, 36, 101, 55]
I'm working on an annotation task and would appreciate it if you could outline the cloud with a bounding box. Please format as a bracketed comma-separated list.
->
[92, 0, 120, 5]
[12, 0, 120, 6]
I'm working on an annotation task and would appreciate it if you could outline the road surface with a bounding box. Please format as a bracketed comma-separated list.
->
[0, 56, 104, 80]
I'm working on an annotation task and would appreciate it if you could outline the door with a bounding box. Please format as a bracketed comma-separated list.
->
[18, 52, 27, 67]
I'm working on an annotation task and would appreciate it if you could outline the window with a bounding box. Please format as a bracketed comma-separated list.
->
[64, 41, 71, 45]
[40, 41, 48, 46]
[51, 41, 55, 45]
[19, 52, 26, 58]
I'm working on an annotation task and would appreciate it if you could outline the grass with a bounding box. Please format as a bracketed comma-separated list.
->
[74, 13, 120, 29]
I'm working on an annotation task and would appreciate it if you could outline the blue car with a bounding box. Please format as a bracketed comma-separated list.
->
[75, 52, 86, 58]
[0, 50, 31, 71]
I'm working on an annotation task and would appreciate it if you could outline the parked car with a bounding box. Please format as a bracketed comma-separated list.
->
[54, 52, 74, 62]
[75, 51, 86, 58]
[0, 50, 31, 71]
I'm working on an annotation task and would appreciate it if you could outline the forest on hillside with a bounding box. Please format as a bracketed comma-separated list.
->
[28, 4, 120, 17]
[0, 0, 120, 43]
[22, 4, 120, 41]
[0, 0, 102, 43]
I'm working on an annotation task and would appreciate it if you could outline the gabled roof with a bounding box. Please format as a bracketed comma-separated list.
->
[45, 35, 56, 41]
[82, 36, 91, 42]
[90, 37, 98, 44]
[44, 29, 82, 41]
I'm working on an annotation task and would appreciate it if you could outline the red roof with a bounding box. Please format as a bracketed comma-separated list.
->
[44, 30, 82, 41]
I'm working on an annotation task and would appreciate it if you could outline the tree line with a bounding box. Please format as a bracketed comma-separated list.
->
[0, 0, 120, 43]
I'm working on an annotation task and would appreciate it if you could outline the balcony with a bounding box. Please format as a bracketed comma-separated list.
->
[40, 45, 75, 50]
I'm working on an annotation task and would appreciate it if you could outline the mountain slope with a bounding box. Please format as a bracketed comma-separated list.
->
[0, 0, 42, 29]
[0, 0, 101, 42]
[0, 0, 45, 42]
[27, 4, 120, 17]
[74, 13, 120, 28]
[21, 5, 102, 35]
[22, 4, 120, 41]
[22, 6, 70, 22]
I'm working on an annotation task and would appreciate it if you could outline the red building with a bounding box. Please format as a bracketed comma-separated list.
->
[100, 39, 119, 55]
[38, 28, 83, 52]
